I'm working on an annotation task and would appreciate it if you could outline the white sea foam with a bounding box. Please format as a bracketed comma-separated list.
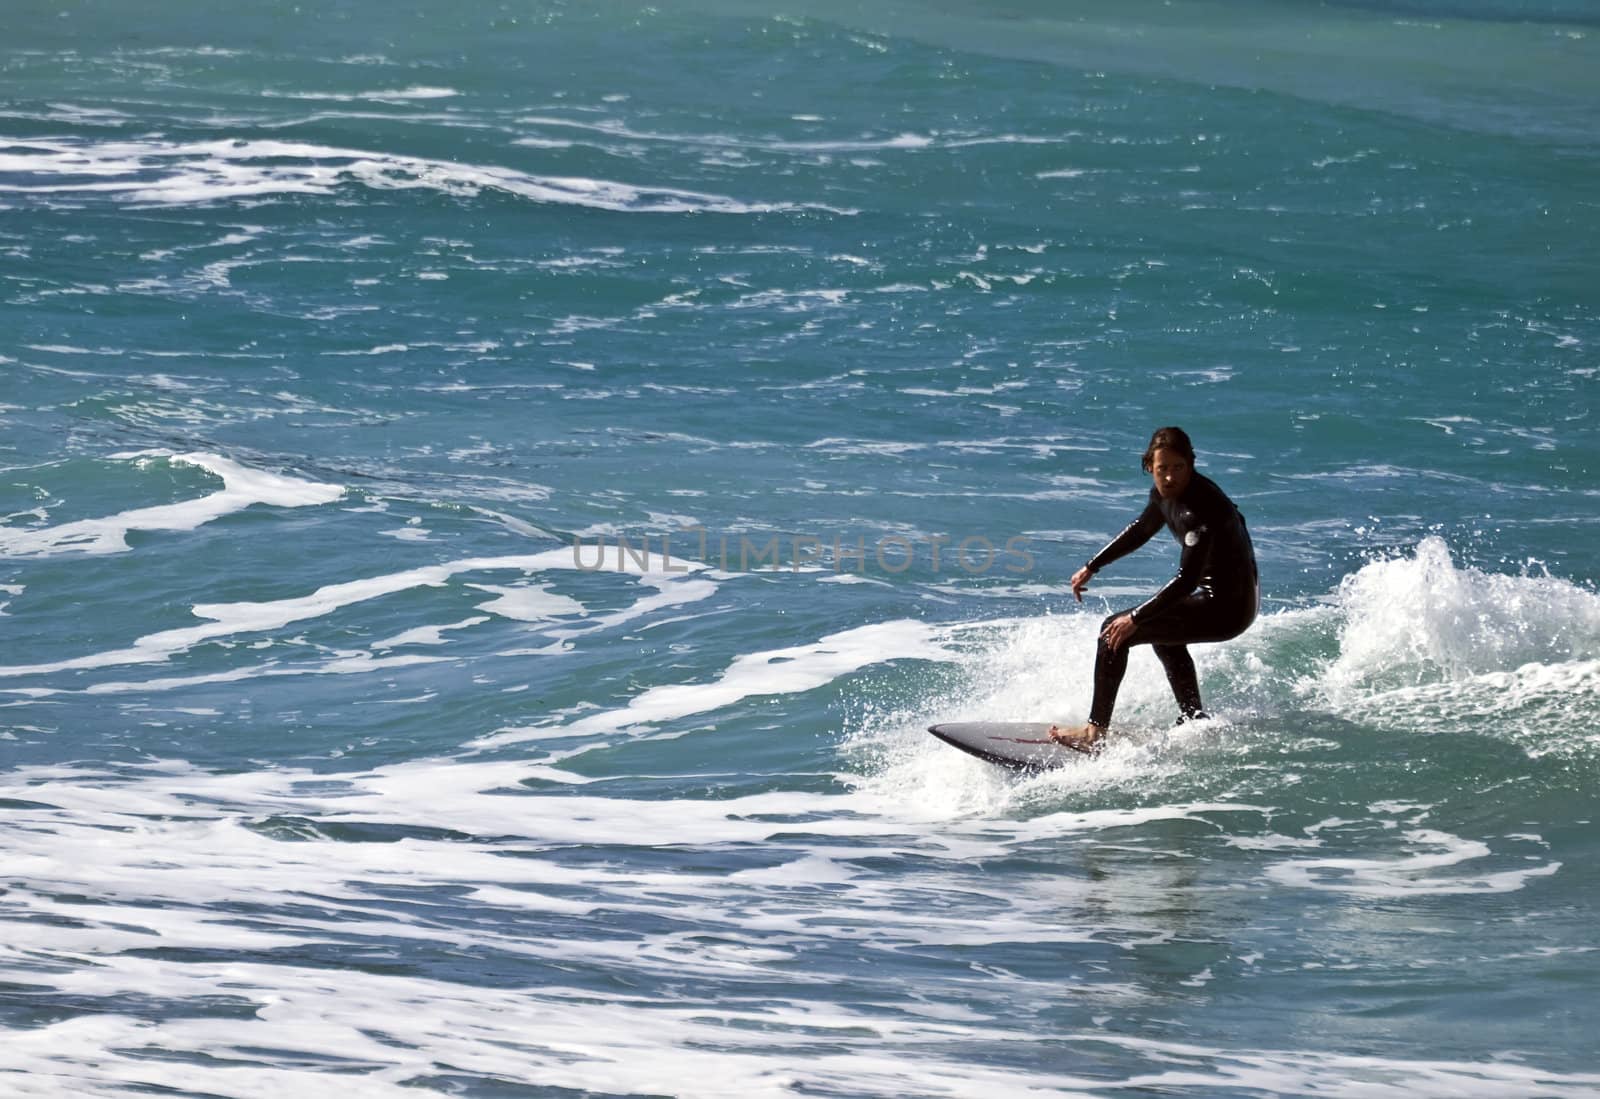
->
[1336, 658, 1600, 759]
[843, 616, 1233, 818]
[477, 618, 949, 747]
[543, 574, 719, 640]
[76, 652, 455, 696]
[0, 137, 845, 214]
[470, 582, 587, 622]
[517, 114, 933, 154]
[0, 542, 709, 681]
[0, 451, 342, 558]
[371, 617, 491, 650]
[848, 538, 1600, 820]
[805, 437, 926, 456]
[1265, 827, 1561, 896]
[5, 980, 1593, 1099]
[263, 85, 459, 101]
[2, 749, 1585, 1095]
[2, 579, 1592, 1093]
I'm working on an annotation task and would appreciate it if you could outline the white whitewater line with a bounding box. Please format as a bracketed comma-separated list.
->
[1264, 827, 1562, 896]
[542, 574, 719, 640]
[0, 543, 707, 679]
[473, 618, 956, 747]
[0, 136, 846, 214]
[262, 85, 460, 101]
[77, 653, 454, 696]
[371, 617, 491, 650]
[5, 970, 1594, 1099]
[470, 581, 587, 623]
[517, 114, 935, 153]
[0, 451, 342, 558]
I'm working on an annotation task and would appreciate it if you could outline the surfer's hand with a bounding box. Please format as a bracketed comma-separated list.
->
[1102, 613, 1136, 650]
[1070, 566, 1093, 602]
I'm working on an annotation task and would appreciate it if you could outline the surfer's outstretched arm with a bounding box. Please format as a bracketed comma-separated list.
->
[1073, 498, 1162, 602]
[1089, 499, 1163, 572]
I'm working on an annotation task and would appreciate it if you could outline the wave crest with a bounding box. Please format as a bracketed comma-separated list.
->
[1322, 536, 1600, 696]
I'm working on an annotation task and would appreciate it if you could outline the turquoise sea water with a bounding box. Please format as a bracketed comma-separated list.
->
[3, 1, 1598, 1095]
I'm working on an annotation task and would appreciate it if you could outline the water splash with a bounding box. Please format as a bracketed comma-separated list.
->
[1323, 536, 1600, 695]
[846, 538, 1600, 807]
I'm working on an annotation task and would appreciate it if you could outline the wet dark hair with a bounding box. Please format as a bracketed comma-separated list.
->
[1141, 426, 1195, 473]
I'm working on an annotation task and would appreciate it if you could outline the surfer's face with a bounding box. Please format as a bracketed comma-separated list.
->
[1150, 448, 1191, 499]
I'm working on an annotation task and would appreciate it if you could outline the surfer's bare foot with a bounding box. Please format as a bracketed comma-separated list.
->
[1048, 723, 1105, 754]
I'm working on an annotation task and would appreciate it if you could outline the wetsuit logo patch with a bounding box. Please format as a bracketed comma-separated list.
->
[1184, 529, 1203, 547]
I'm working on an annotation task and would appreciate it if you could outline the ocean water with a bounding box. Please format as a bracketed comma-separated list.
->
[2, 0, 1598, 1095]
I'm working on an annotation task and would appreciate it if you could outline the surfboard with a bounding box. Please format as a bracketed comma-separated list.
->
[926, 722, 1092, 771]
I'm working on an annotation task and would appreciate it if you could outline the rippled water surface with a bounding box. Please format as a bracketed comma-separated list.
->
[2, 1, 1598, 1095]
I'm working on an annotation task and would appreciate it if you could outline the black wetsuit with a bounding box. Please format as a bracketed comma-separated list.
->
[1083, 471, 1258, 727]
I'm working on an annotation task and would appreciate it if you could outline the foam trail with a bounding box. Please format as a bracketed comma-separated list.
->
[470, 582, 586, 622]
[517, 115, 937, 152]
[0, 452, 342, 558]
[1332, 658, 1600, 759]
[0, 137, 845, 214]
[263, 85, 460, 101]
[475, 618, 954, 747]
[0, 544, 708, 678]
[1265, 828, 1563, 896]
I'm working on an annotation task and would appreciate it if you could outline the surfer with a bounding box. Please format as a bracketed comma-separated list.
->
[1049, 427, 1258, 753]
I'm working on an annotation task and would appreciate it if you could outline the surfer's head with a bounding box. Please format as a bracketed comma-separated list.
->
[1142, 426, 1194, 499]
